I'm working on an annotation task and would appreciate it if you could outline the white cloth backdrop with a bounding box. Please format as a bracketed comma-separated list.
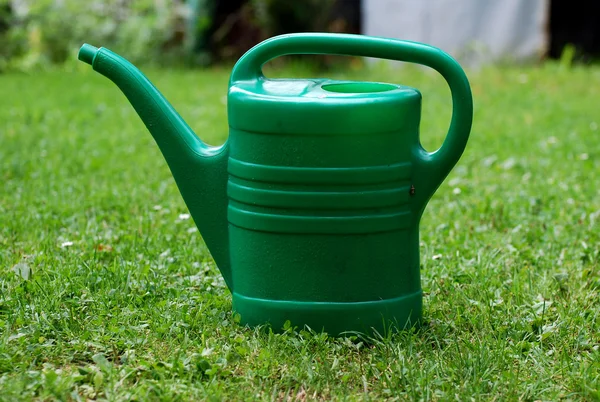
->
[362, 0, 550, 66]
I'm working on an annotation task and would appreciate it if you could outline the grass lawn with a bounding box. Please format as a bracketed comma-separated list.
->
[0, 58, 599, 401]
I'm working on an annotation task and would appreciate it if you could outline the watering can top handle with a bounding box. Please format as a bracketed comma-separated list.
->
[231, 33, 473, 197]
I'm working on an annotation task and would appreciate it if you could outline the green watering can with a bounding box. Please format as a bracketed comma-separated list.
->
[78, 33, 473, 336]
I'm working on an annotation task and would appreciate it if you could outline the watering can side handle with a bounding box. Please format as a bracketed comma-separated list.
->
[230, 33, 473, 208]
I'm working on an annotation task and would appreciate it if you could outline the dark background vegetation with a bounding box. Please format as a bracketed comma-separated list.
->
[0, 0, 361, 71]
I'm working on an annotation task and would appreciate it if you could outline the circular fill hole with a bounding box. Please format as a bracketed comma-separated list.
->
[322, 82, 397, 93]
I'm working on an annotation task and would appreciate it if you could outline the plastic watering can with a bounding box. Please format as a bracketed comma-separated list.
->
[77, 33, 473, 336]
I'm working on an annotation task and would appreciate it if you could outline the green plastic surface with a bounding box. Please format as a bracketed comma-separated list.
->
[78, 33, 473, 336]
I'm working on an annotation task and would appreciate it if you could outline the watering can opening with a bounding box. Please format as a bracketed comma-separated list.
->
[321, 82, 397, 94]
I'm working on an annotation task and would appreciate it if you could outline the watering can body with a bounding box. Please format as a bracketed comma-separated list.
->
[78, 33, 473, 336]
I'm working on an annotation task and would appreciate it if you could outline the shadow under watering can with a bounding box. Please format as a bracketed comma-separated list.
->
[78, 33, 473, 336]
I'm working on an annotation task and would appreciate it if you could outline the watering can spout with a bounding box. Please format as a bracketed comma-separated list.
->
[78, 44, 232, 290]
[78, 44, 98, 65]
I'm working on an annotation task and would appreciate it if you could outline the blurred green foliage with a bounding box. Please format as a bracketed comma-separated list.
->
[0, 0, 189, 71]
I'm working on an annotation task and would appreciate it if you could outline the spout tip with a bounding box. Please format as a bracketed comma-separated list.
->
[78, 44, 99, 65]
